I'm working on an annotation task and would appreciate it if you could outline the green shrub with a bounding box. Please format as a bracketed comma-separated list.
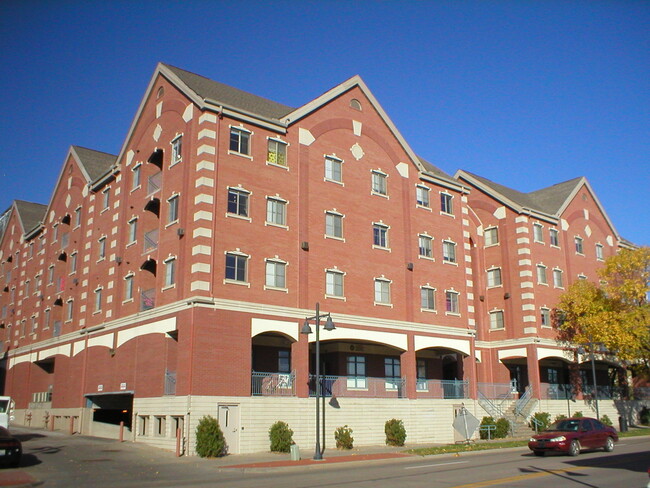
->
[528, 412, 551, 432]
[639, 407, 650, 425]
[269, 421, 294, 453]
[385, 418, 406, 446]
[573, 411, 583, 418]
[600, 414, 613, 426]
[495, 418, 510, 439]
[334, 425, 354, 449]
[195, 415, 226, 458]
[554, 414, 568, 422]
[479, 416, 496, 440]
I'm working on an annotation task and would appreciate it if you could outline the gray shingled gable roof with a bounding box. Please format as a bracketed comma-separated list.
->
[417, 156, 457, 185]
[163, 64, 295, 120]
[14, 200, 47, 233]
[72, 146, 117, 182]
[462, 171, 583, 216]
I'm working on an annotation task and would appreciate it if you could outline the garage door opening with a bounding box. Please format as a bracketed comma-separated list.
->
[85, 392, 133, 429]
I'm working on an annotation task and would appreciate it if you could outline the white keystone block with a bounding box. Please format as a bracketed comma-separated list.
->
[199, 113, 217, 124]
[191, 263, 211, 273]
[520, 281, 534, 288]
[191, 281, 210, 291]
[198, 129, 216, 140]
[518, 248, 531, 255]
[195, 177, 214, 188]
[524, 327, 537, 334]
[194, 194, 214, 205]
[193, 211, 213, 222]
[517, 237, 530, 244]
[197, 144, 215, 156]
[196, 160, 215, 172]
[522, 304, 535, 311]
[192, 245, 211, 256]
[193, 228, 213, 238]
[521, 293, 535, 300]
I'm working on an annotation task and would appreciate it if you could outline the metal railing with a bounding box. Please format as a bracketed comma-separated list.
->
[309, 375, 407, 399]
[251, 371, 296, 396]
[478, 382, 515, 399]
[164, 370, 176, 396]
[140, 288, 155, 311]
[143, 229, 159, 252]
[416, 379, 469, 399]
[513, 386, 533, 417]
[147, 172, 162, 196]
[478, 392, 505, 419]
[540, 383, 574, 400]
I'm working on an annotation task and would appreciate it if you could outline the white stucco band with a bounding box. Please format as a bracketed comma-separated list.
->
[116, 317, 177, 349]
[414, 336, 471, 356]
[498, 347, 528, 361]
[537, 347, 573, 361]
[251, 318, 300, 342]
[313, 327, 407, 351]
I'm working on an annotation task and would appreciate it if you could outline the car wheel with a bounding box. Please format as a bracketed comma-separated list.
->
[604, 437, 614, 452]
[568, 440, 580, 457]
[534, 450, 545, 457]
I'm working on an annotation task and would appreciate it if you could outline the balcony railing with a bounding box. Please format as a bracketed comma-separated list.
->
[310, 375, 407, 399]
[140, 288, 155, 311]
[143, 229, 159, 252]
[540, 383, 575, 400]
[147, 171, 162, 196]
[478, 382, 515, 399]
[416, 379, 469, 399]
[252, 371, 296, 396]
[582, 384, 624, 400]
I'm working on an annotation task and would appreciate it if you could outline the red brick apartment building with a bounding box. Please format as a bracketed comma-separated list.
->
[0, 63, 645, 454]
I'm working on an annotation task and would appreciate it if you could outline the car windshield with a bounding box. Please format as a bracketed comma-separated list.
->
[549, 420, 580, 432]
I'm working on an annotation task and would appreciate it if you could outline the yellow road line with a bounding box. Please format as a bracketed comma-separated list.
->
[449, 466, 588, 488]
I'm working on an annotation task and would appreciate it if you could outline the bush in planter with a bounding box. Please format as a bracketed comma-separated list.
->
[600, 414, 613, 426]
[195, 415, 226, 458]
[269, 421, 294, 453]
[495, 417, 511, 438]
[639, 407, 650, 425]
[528, 412, 551, 432]
[479, 416, 496, 440]
[554, 414, 568, 423]
[385, 418, 406, 446]
[573, 411, 583, 418]
[334, 425, 354, 449]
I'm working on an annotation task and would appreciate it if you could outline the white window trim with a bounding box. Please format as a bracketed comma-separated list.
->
[553, 268, 564, 289]
[264, 257, 288, 292]
[165, 193, 180, 227]
[486, 266, 503, 288]
[65, 298, 74, 323]
[418, 233, 434, 260]
[324, 210, 345, 241]
[266, 136, 289, 169]
[170, 133, 183, 166]
[228, 125, 253, 159]
[372, 222, 390, 251]
[123, 273, 135, 304]
[162, 256, 177, 290]
[325, 268, 346, 301]
[444, 289, 461, 316]
[574, 236, 585, 255]
[101, 187, 111, 213]
[536, 264, 549, 285]
[549, 228, 560, 248]
[223, 250, 251, 287]
[226, 186, 252, 222]
[97, 236, 107, 262]
[415, 184, 431, 210]
[420, 285, 437, 313]
[440, 191, 454, 216]
[540, 307, 552, 328]
[131, 163, 142, 192]
[265, 195, 288, 229]
[533, 223, 545, 244]
[93, 287, 103, 314]
[374, 276, 393, 307]
[484, 226, 499, 247]
[442, 239, 458, 265]
[324, 154, 344, 185]
[370, 169, 389, 198]
[489, 309, 505, 330]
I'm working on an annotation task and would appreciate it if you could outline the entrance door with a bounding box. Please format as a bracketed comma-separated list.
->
[218, 404, 240, 454]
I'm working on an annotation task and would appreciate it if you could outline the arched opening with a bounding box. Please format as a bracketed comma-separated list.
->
[144, 197, 160, 217]
[416, 347, 468, 398]
[61, 214, 71, 225]
[57, 252, 67, 262]
[140, 258, 156, 276]
[147, 149, 163, 169]
[251, 332, 295, 396]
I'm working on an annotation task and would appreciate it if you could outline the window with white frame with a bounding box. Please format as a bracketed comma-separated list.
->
[487, 267, 502, 287]
[66, 299, 73, 321]
[171, 135, 182, 164]
[578, 274, 588, 280]
[489, 310, 504, 329]
[164, 257, 176, 287]
[371, 170, 388, 196]
[553, 268, 564, 288]
[445, 290, 460, 314]
[132, 164, 141, 190]
[384, 357, 401, 389]
[70, 252, 77, 274]
[537, 264, 548, 284]
[421, 286, 436, 310]
[416, 185, 430, 207]
[94, 288, 103, 312]
[533, 223, 544, 243]
[225, 252, 248, 283]
[374, 278, 391, 304]
[44, 308, 50, 329]
[266, 197, 286, 226]
[347, 355, 366, 389]
[267, 138, 287, 166]
[167, 195, 179, 224]
[29, 242, 34, 258]
[48, 265, 54, 285]
[128, 218, 138, 244]
[442, 240, 457, 263]
[25, 280, 30, 295]
[549, 228, 560, 247]
[124, 274, 134, 301]
[324, 155, 342, 183]
[31, 316, 37, 334]
[229, 127, 250, 155]
[440, 192, 453, 215]
[575, 236, 584, 254]
[418, 234, 433, 258]
[484, 227, 499, 246]
[227, 188, 250, 217]
[102, 188, 110, 210]
[265, 259, 286, 289]
[325, 269, 344, 297]
[325, 211, 343, 238]
[596, 243, 604, 261]
[373, 223, 389, 248]
[540, 307, 551, 327]
[98, 237, 106, 260]
[52, 223, 58, 242]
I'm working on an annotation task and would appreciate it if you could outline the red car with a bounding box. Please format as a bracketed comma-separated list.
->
[528, 417, 618, 457]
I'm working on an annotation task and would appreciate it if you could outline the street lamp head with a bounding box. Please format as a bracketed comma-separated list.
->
[301, 321, 313, 335]
[324, 315, 336, 331]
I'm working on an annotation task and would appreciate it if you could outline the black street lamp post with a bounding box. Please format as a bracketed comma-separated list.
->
[301, 302, 335, 460]
[578, 337, 605, 420]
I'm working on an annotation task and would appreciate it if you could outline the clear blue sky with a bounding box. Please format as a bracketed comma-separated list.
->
[1, 1, 648, 245]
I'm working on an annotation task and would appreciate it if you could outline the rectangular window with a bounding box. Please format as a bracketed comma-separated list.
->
[225, 253, 247, 282]
[325, 270, 344, 297]
[489, 310, 504, 329]
[227, 188, 249, 217]
[132, 164, 141, 190]
[265, 260, 286, 289]
[540, 307, 551, 327]
[167, 195, 179, 224]
[347, 355, 366, 389]
[537, 264, 548, 284]
[575, 236, 584, 254]
[374, 278, 391, 304]
[443, 240, 457, 263]
[596, 243, 604, 261]
[52, 223, 59, 242]
[128, 218, 137, 244]
[418, 235, 433, 258]
[229, 127, 250, 155]
[325, 156, 342, 183]
[171, 135, 182, 164]
[102, 188, 110, 210]
[66, 300, 73, 321]
[421, 287, 436, 310]
[164, 258, 176, 287]
[441, 193, 453, 215]
[267, 139, 287, 166]
[278, 350, 290, 373]
[487, 268, 502, 287]
[325, 212, 343, 238]
[94, 288, 102, 312]
[29, 242, 34, 258]
[371, 170, 387, 196]
[266, 198, 286, 226]
[48, 266, 54, 285]
[70, 252, 77, 274]
[445, 290, 459, 314]
[31, 316, 37, 334]
[373, 223, 389, 248]
[553, 268, 564, 288]
[98, 237, 106, 259]
[44, 309, 50, 329]
[25, 280, 30, 295]
[124, 275, 134, 301]
[549, 228, 559, 247]
[533, 223, 544, 243]
[416, 185, 430, 207]
[484, 227, 499, 246]
[417, 359, 427, 390]
[384, 357, 401, 389]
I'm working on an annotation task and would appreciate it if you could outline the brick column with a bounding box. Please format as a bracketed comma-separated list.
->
[293, 330, 310, 398]
[401, 334, 417, 399]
